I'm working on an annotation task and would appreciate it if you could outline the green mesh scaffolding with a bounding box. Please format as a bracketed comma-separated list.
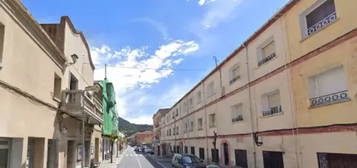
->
[99, 79, 119, 138]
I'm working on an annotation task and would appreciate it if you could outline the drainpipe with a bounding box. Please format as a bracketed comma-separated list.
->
[243, 43, 258, 168]
[202, 81, 210, 165]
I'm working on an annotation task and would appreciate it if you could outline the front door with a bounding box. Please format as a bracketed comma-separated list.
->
[0, 140, 9, 168]
[223, 143, 229, 165]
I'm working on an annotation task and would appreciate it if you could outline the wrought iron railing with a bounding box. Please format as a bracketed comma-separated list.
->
[310, 90, 349, 108]
[229, 75, 241, 85]
[263, 105, 282, 116]
[307, 11, 337, 36]
[232, 115, 243, 122]
[258, 53, 276, 66]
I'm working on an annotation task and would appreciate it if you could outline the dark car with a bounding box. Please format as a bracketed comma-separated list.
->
[172, 154, 205, 168]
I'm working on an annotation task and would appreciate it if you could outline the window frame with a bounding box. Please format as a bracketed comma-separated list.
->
[53, 73, 62, 101]
[0, 23, 5, 69]
[208, 113, 216, 128]
[299, 0, 338, 39]
[257, 37, 276, 66]
[231, 103, 244, 123]
[229, 63, 241, 85]
[262, 90, 283, 117]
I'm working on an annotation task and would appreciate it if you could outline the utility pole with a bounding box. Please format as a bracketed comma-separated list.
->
[104, 64, 107, 80]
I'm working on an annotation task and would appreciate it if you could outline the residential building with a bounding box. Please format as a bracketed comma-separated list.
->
[127, 131, 154, 146]
[153, 0, 357, 167]
[0, 0, 109, 168]
[153, 108, 170, 156]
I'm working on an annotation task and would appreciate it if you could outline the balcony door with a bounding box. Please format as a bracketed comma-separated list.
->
[69, 74, 78, 90]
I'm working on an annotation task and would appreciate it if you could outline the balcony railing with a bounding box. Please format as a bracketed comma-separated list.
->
[61, 90, 103, 125]
[307, 11, 337, 36]
[310, 90, 350, 108]
[263, 105, 282, 117]
[258, 53, 276, 66]
[232, 115, 243, 122]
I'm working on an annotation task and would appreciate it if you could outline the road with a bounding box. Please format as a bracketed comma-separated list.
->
[117, 147, 167, 168]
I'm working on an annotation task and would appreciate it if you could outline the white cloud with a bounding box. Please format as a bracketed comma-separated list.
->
[187, 0, 216, 6]
[125, 115, 154, 125]
[92, 40, 199, 122]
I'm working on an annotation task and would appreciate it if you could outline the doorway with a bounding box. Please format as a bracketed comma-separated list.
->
[47, 139, 58, 168]
[95, 138, 99, 162]
[67, 141, 75, 168]
[27, 138, 45, 168]
[0, 139, 9, 168]
[223, 143, 229, 165]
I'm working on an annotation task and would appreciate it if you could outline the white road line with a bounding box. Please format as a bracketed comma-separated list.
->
[133, 151, 143, 168]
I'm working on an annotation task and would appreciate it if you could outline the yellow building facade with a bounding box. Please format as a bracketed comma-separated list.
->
[154, 0, 357, 167]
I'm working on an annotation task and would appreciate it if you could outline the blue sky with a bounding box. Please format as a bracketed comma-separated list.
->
[23, 0, 289, 124]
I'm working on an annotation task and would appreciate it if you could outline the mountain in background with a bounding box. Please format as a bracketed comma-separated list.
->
[118, 117, 153, 137]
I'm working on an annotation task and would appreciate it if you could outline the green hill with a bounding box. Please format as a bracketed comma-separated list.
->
[118, 117, 153, 136]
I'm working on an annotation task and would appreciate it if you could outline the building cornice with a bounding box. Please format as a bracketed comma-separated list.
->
[1, 0, 67, 71]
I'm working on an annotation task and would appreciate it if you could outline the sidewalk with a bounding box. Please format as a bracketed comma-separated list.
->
[99, 150, 126, 168]
[99, 157, 120, 168]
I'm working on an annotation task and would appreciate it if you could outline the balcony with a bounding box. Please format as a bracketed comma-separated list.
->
[310, 90, 350, 108]
[61, 90, 103, 125]
[263, 105, 282, 117]
[307, 11, 337, 36]
[258, 53, 276, 66]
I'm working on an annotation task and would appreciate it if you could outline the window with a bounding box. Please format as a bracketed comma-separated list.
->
[189, 98, 193, 109]
[189, 121, 194, 132]
[231, 104, 243, 122]
[197, 118, 203, 130]
[317, 153, 357, 168]
[209, 114, 216, 128]
[191, 147, 195, 155]
[0, 24, 4, 66]
[263, 151, 284, 168]
[229, 64, 240, 84]
[235, 149, 248, 168]
[184, 122, 188, 133]
[207, 82, 215, 97]
[302, 0, 337, 37]
[196, 91, 202, 104]
[309, 66, 349, 108]
[262, 90, 282, 116]
[199, 148, 205, 160]
[53, 74, 62, 99]
[184, 146, 188, 153]
[258, 40, 276, 66]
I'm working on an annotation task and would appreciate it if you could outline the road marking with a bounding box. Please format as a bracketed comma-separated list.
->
[133, 151, 143, 168]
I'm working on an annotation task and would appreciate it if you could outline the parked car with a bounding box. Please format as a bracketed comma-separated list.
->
[172, 153, 205, 168]
[144, 148, 154, 154]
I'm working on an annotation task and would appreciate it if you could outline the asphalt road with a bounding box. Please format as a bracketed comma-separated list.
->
[117, 147, 166, 168]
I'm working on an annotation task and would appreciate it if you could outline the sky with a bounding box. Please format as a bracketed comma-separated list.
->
[23, 0, 289, 125]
